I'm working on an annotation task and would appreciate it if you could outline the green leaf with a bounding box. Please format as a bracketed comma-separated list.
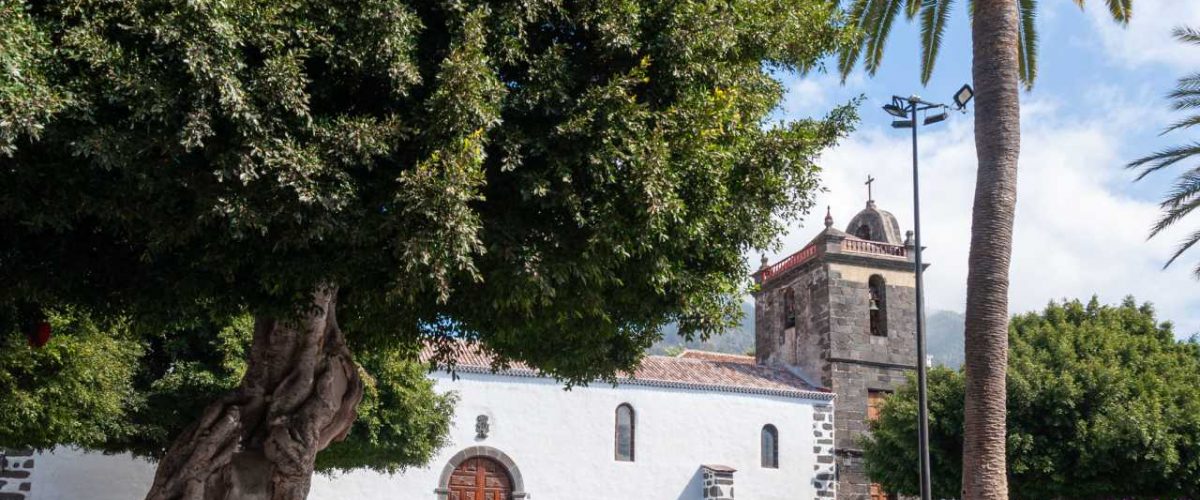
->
[1016, 0, 1038, 90]
[919, 0, 956, 87]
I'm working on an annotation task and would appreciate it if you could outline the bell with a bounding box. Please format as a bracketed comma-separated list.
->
[869, 299, 879, 312]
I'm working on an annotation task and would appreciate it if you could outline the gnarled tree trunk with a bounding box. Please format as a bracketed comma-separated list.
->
[964, 0, 1020, 498]
[145, 287, 363, 500]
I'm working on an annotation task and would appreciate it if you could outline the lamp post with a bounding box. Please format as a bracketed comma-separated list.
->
[882, 84, 973, 500]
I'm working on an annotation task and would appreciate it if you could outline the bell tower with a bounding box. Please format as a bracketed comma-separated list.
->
[752, 201, 921, 500]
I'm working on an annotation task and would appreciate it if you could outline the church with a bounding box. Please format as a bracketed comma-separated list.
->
[4, 200, 919, 500]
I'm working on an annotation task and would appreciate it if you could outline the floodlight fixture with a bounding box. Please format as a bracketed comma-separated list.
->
[883, 103, 909, 118]
[923, 109, 947, 125]
[892, 119, 914, 129]
[953, 84, 975, 110]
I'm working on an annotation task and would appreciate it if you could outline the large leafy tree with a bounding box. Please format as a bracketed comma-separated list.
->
[1129, 27, 1200, 278]
[863, 298, 1200, 498]
[837, 1, 1132, 497]
[0, 0, 855, 498]
[0, 308, 455, 474]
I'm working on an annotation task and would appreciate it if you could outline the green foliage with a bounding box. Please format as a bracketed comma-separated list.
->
[838, 0, 1128, 89]
[318, 350, 456, 473]
[1, 0, 856, 388]
[863, 297, 1200, 498]
[861, 366, 965, 497]
[1128, 27, 1200, 278]
[0, 1, 64, 154]
[0, 309, 454, 473]
[0, 308, 141, 449]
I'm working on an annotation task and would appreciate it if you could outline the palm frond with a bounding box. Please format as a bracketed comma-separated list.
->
[1150, 171, 1200, 237]
[837, 0, 875, 81]
[1017, 0, 1038, 90]
[1137, 26, 1200, 277]
[1104, 0, 1131, 25]
[1163, 228, 1200, 273]
[864, 0, 907, 75]
[1178, 72, 1200, 85]
[905, 0, 921, 20]
[1127, 143, 1200, 180]
[1168, 94, 1200, 111]
[1161, 114, 1200, 135]
[1174, 26, 1200, 44]
[918, 0, 955, 86]
[1071, 1, 1130, 24]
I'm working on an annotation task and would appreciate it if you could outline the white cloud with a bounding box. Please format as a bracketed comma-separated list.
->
[1087, 0, 1200, 71]
[756, 97, 1200, 336]
[776, 71, 865, 119]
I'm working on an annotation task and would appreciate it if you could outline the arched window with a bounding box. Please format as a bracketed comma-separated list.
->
[761, 424, 779, 468]
[869, 274, 887, 336]
[783, 288, 796, 330]
[856, 223, 873, 240]
[615, 404, 635, 462]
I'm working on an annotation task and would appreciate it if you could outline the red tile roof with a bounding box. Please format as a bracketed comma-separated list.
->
[420, 342, 831, 400]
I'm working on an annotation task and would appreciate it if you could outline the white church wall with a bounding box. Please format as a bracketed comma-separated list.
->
[24, 371, 829, 500]
[24, 448, 155, 500]
[362, 371, 828, 500]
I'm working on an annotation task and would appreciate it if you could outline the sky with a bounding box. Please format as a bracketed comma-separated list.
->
[759, 0, 1200, 335]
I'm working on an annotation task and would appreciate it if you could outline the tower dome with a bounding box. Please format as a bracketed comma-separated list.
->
[845, 200, 903, 244]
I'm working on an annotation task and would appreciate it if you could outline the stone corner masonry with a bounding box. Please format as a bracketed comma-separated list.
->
[700, 464, 735, 500]
[0, 449, 35, 500]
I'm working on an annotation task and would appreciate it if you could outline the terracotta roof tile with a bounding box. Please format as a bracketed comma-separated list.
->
[419, 342, 830, 400]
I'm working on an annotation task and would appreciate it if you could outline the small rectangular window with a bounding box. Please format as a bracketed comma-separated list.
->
[783, 288, 796, 329]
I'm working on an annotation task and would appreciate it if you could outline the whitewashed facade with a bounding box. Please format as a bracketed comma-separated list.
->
[14, 350, 836, 500]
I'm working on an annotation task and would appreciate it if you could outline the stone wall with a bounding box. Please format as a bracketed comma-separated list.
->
[0, 450, 35, 500]
[754, 262, 832, 387]
[829, 362, 910, 451]
[811, 404, 837, 499]
[829, 360, 910, 498]
[700, 465, 735, 500]
[826, 264, 918, 368]
[835, 449, 870, 500]
[825, 264, 916, 499]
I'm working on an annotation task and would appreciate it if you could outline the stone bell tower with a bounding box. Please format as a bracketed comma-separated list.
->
[752, 200, 921, 500]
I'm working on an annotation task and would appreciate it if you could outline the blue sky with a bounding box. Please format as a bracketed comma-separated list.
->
[761, 0, 1200, 334]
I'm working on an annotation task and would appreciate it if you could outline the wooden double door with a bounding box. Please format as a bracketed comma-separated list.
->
[447, 457, 513, 500]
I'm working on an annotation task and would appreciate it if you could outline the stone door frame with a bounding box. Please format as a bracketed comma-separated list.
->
[434, 446, 529, 499]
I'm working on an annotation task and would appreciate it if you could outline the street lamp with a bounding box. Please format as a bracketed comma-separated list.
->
[882, 85, 972, 500]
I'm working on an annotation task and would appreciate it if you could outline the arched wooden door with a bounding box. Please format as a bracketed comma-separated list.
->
[447, 456, 513, 500]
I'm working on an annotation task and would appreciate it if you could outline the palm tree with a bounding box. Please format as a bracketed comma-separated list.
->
[837, 1, 1131, 498]
[1130, 27, 1200, 278]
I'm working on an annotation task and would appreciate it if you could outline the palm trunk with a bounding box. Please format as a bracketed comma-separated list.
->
[145, 287, 363, 500]
[963, 0, 1020, 498]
